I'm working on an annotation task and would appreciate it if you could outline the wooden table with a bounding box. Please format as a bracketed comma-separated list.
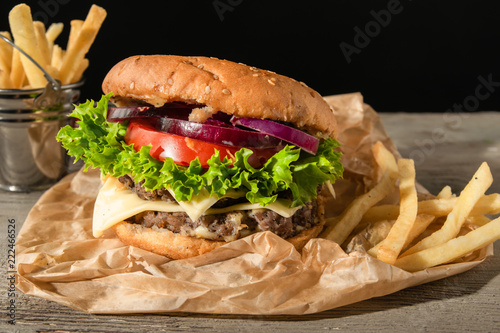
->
[2, 112, 499, 332]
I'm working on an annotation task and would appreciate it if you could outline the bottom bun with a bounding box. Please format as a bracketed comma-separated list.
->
[112, 220, 325, 260]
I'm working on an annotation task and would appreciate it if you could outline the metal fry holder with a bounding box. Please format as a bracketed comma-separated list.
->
[0, 35, 83, 192]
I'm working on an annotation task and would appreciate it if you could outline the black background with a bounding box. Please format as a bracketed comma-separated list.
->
[2, 0, 499, 112]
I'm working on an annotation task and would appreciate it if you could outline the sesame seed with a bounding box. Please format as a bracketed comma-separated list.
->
[205, 86, 211, 94]
[268, 79, 276, 86]
[197, 64, 204, 69]
[129, 82, 135, 89]
[252, 73, 259, 77]
[167, 78, 174, 85]
[213, 74, 219, 80]
[222, 89, 231, 95]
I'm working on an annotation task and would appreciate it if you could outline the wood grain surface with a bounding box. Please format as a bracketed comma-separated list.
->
[1, 112, 499, 332]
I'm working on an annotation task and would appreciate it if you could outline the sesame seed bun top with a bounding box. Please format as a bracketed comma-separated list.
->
[102, 55, 338, 138]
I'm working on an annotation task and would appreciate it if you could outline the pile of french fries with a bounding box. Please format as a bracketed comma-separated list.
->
[0, 3, 106, 89]
[322, 141, 500, 272]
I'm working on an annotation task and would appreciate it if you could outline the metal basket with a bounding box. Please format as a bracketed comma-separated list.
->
[0, 35, 84, 192]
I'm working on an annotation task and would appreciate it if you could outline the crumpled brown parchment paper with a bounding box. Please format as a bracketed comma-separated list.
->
[15, 93, 492, 315]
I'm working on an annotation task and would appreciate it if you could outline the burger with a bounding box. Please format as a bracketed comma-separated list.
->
[57, 55, 343, 259]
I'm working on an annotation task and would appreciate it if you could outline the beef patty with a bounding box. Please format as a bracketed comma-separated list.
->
[118, 175, 322, 241]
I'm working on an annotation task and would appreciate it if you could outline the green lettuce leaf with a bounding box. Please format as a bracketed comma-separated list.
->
[57, 94, 343, 207]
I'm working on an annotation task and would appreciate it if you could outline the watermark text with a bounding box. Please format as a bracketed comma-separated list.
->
[6, 218, 17, 325]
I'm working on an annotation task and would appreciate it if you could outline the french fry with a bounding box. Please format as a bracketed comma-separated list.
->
[371, 141, 399, 175]
[376, 159, 418, 264]
[67, 20, 83, 51]
[4, 4, 104, 87]
[320, 140, 497, 273]
[0, 68, 13, 88]
[401, 214, 435, 249]
[45, 22, 64, 46]
[51, 44, 64, 70]
[10, 49, 25, 88]
[395, 216, 500, 272]
[368, 214, 435, 257]
[0, 31, 13, 74]
[8, 4, 48, 88]
[436, 185, 453, 199]
[401, 162, 493, 257]
[33, 21, 51, 68]
[466, 215, 491, 227]
[322, 142, 399, 245]
[69, 58, 89, 83]
[361, 193, 500, 223]
[46, 64, 59, 80]
[0, 31, 14, 88]
[59, 5, 106, 84]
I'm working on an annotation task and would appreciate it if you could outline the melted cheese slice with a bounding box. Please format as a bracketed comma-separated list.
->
[93, 177, 301, 237]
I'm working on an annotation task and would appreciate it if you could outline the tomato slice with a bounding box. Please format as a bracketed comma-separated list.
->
[125, 120, 279, 168]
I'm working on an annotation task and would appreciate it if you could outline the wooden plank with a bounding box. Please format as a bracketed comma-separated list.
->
[2, 112, 499, 332]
